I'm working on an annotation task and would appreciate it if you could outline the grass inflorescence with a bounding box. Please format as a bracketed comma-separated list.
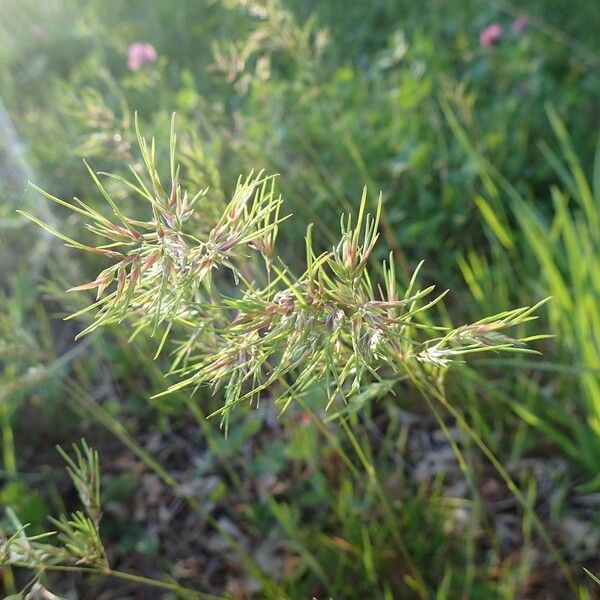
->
[20, 117, 547, 434]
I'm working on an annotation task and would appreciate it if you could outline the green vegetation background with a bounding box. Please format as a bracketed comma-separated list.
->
[1, 0, 600, 598]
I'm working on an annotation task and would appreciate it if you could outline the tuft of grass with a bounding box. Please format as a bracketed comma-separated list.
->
[447, 99, 600, 486]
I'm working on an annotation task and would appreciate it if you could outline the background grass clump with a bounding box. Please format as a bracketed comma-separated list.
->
[1, 0, 600, 598]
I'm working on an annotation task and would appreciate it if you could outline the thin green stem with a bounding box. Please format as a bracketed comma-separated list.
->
[0, 398, 16, 475]
[417, 375, 578, 595]
[338, 416, 429, 599]
[10, 562, 222, 599]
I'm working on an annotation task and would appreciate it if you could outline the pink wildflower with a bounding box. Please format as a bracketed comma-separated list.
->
[127, 42, 158, 71]
[480, 23, 503, 48]
[31, 25, 45, 39]
[512, 15, 530, 34]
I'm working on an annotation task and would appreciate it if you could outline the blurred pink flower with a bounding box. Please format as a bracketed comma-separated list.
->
[31, 25, 45, 39]
[480, 23, 503, 48]
[127, 42, 157, 71]
[512, 15, 530, 34]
